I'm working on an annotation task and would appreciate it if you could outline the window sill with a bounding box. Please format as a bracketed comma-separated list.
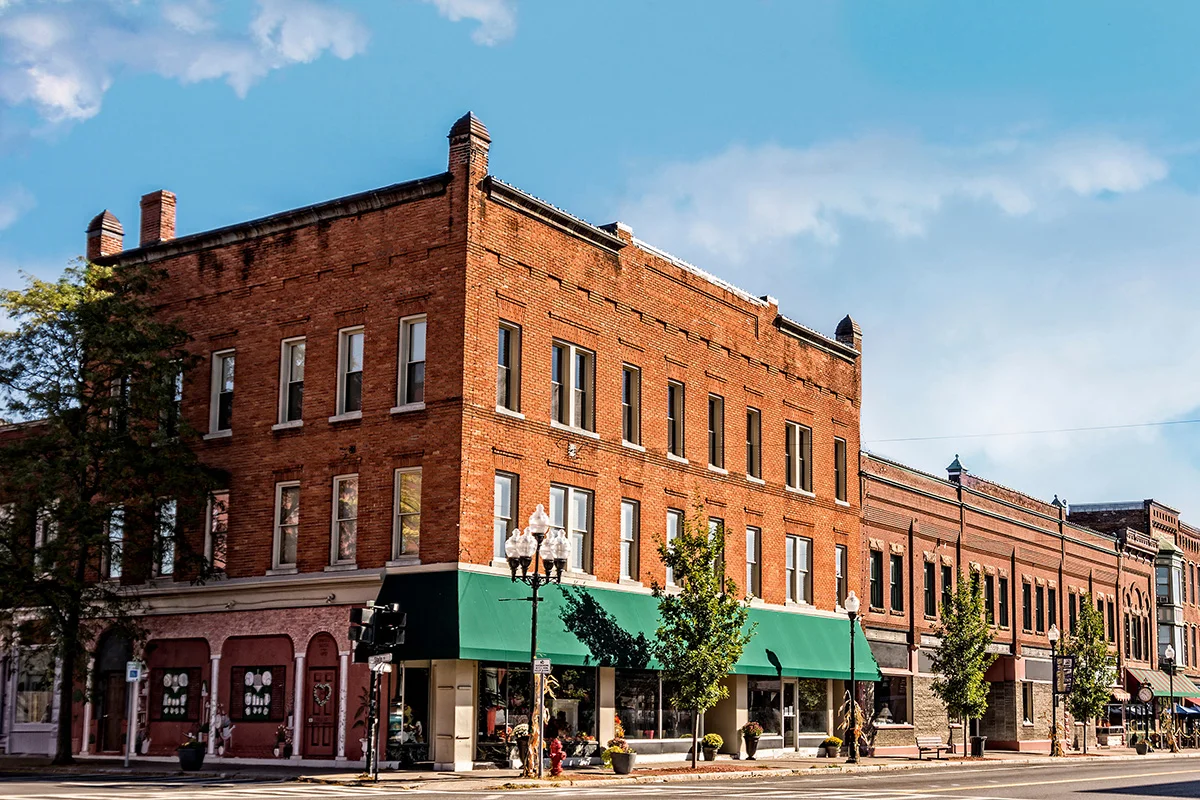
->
[203, 430, 232, 440]
[391, 402, 426, 415]
[666, 453, 689, 465]
[785, 486, 816, 498]
[324, 563, 358, 572]
[550, 420, 600, 439]
[387, 556, 421, 567]
[889, 609, 906, 616]
[835, 499, 851, 507]
[272, 420, 303, 432]
[621, 440, 646, 452]
[495, 406, 524, 420]
[746, 474, 765, 485]
[267, 566, 298, 576]
[708, 465, 728, 475]
[328, 411, 362, 424]
[786, 599, 815, 609]
[619, 578, 644, 588]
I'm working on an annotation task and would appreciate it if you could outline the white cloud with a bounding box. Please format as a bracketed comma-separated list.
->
[423, 0, 515, 45]
[0, 0, 369, 123]
[0, 184, 34, 230]
[620, 133, 1200, 517]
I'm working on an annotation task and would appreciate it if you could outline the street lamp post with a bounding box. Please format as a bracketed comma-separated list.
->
[1165, 643, 1177, 751]
[504, 504, 570, 780]
[845, 590, 861, 764]
[1048, 624, 1061, 757]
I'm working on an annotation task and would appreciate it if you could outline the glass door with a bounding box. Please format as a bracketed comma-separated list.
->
[782, 680, 797, 748]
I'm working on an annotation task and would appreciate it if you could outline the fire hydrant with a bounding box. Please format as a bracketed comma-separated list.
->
[549, 737, 565, 776]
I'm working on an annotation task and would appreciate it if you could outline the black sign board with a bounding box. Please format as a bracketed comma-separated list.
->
[1054, 655, 1076, 694]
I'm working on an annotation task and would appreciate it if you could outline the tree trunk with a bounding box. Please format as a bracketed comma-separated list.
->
[691, 708, 699, 770]
[53, 607, 80, 765]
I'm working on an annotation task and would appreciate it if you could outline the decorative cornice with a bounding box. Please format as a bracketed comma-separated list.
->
[484, 177, 626, 255]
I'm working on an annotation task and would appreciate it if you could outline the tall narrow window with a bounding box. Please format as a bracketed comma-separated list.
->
[942, 565, 953, 612]
[834, 437, 848, 502]
[746, 407, 762, 479]
[1035, 585, 1045, 634]
[105, 507, 124, 580]
[620, 499, 640, 581]
[550, 341, 594, 431]
[1069, 593, 1078, 633]
[622, 365, 641, 445]
[493, 472, 518, 559]
[1022, 582, 1033, 631]
[836, 544, 848, 606]
[745, 527, 761, 598]
[999, 576, 1010, 627]
[161, 362, 183, 437]
[393, 468, 422, 559]
[709, 518, 726, 575]
[667, 381, 685, 458]
[112, 374, 131, 433]
[497, 322, 521, 412]
[666, 509, 682, 586]
[786, 535, 812, 604]
[1021, 682, 1034, 724]
[279, 338, 305, 424]
[984, 574, 996, 624]
[331, 475, 358, 565]
[890, 553, 904, 612]
[707, 394, 724, 469]
[336, 328, 364, 416]
[1049, 587, 1058, 629]
[1107, 601, 1116, 643]
[785, 422, 812, 492]
[210, 350, 235, 433]
[870, 550, 884, 609]
[924, 562, 937, 617]
[274, 482, 300, 569]
[550, 484, 593, 573]
[156, 499, 176, 577]
[206, 491, 229, 573]
[399, 315, 427, 406]
[32, 506, 55, 571]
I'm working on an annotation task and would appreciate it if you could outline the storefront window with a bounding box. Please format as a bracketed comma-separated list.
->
[748, 677, 782, 735]
[872, 676, 909, 725]
[387, 666, 429, 764]
[229, 665, 286, 722]
[547, 667, 597, 743]
[15, 648, 54, 724]
[615, 669, 659, 739]
[795, 678, 827, 732]
[476, 663, 532, 762]
[662, 679, 695, 739]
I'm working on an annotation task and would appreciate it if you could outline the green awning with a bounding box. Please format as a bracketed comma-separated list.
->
[374, 569, 879, 682]
[1128, 666, 1200, 698]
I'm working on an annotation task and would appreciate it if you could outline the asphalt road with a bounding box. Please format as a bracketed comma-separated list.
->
[2, 760, 1200, 799]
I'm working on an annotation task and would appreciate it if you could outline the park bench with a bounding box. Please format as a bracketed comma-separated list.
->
[916, 735, 951, 760]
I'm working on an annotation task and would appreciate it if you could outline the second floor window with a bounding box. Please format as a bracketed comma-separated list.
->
[746, 408, 762, 479]
[206, 491, 229, 573]
[210, 350, 234, 433]
[493, 472, 518, 559]
[667, 381, 685, 457]
[331, 475, 358, 565]
[870, 550, 884, 609]
[890, 553, 904, 612]
[551, 341, 594, 431]
[942, 564, 953, 611]
[999, 576, 1010, 627]
[620, 499, 639, 581]
[785, 422, 812, 492]
[786, 534, 812, 604]
[1069, 592, 1078, 632]
[274, 482, 300, 569]
[924, 562, 937, 617]
[279, 338, 305, 424]
[834, 437, 848, 502]
[665, 508, 682, 586]
[399, 315, 427, 406]
[1022, 582, 1033, 631]
[984, 574, 995, 624]
[708, 394, 724, 469]
[104, 507, 124, 580]
[156, 499, 177, 577]
[337, 328, 364, 415]
[497, 322, 521, 411]
[551, 483, 593, 573]
[836, 544, 848, 606]
[394, 468, 422, 559]
[746, 527, 761, 598]
[1035, 584, 1045, 633]
[622, 365, 641, 445]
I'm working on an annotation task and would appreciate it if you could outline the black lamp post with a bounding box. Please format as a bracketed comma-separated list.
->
[504, 504, 569, 779]
[845, 590, 861, 764]
[1164, 643, 1177, 751]
[1049, 623, 1061, 756]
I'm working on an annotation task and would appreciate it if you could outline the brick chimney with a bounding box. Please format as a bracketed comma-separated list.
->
[139, 190, 176, 246]
[835, 314, 862, 351]
[448, 111, 490, 176]
[86, 210, 124, 260]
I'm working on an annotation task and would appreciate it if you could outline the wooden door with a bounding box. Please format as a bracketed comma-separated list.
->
[304, 667, 338, 757]
[98, 672, 127, 753]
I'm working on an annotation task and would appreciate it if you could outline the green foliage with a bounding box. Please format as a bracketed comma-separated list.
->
[1063, 592, 1117, 726]
[929, 570, 996, 724]
[0, 261, 220, 762]
[652, 502, 754, 768]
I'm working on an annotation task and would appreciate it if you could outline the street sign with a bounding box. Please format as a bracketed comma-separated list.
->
[1054, 655, 1075, 694]
[370, 663, 393, 673]
[368, 652, 393, 667]
[1138, 686, 1153, 703]
[533, 658, 552, 675]
[126, 661, 143, 682]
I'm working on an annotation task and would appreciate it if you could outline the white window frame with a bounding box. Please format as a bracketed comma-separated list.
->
[786, 534, 812, 605]
[666, 508, 682, 586]
[836, 543, 848, 607]
[276, 336, 305, 427]
[785, 421, 813, 493]
[493, 472, 518, 560]
[330, 474, 359, 567]
[208, 349, 235, 436]
[550, 340, 595, 432]
[272, 481, 300, 571]
[746, 526, 761, 598]
[550, 483, 594, 574]
[621, 364, 641, 446]
[396, 314, 427, 411]
[746, 407, 762, 480]
[155, 498, 177, 578]
[205, 490, 229, 573]
[707, 394, 724, 470]
[667, 380, 686, 459]
[620, 499, 640, 581]
[497, 321, 522, 413]
[392, 467, 422, 561]
[333, 326, 364, 420]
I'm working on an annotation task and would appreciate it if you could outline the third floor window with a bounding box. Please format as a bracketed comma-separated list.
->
[708, 394, 724, 469]
[834, 437, 848, 502]
[667, 381, 685, 458]
[622, 365, 641, 445]
[785, 422, 812, 492]
[336, 328, 364, 416]
[551, 341, 594, 431]
[746, 408, 762, 479]
[497, 322, 521, 412]
[398, 315, 427, 407]
[210, 350, 234, 433]
[279, 338, 305, 425]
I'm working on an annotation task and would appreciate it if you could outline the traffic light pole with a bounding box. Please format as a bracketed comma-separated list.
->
[366, 667, 380, 779]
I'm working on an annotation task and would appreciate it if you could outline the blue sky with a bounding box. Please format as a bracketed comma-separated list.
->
[3, 0, 1200, 517]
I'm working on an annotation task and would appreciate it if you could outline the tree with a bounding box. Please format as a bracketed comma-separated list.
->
[652, 503, 755, 769]
[0, 260, 220, 763]
[929, 570, 996, 752]
[1063, 592, 1116, 755]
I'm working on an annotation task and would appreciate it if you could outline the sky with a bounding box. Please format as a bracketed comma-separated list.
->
[2, 0, 1199, 518]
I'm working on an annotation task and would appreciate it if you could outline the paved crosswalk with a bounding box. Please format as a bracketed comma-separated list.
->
[10, 779, 403, 800]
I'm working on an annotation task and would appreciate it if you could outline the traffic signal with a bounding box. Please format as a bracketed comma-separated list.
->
[375, 603, 407, 648]
[349, 606, 376, 645]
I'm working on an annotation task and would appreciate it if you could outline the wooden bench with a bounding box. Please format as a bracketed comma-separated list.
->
[916, 735, 951, 760]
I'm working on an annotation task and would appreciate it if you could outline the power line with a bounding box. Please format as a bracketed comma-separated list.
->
[866, 418, 1200, 444]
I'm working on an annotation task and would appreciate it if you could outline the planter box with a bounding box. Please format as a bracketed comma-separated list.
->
[610, 751, 636, 774]
[177, 747, 205, 772]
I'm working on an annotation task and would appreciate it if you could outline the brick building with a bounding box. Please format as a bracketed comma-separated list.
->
[0, 114, 874, 769]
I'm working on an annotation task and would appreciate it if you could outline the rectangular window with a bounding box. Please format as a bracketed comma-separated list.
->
[550, 484, 593, 573]
[1069, 593, 1078, 633]
[836, 544, 848, 606]
[834, 437, 848, 502]
[210, 350, 234, 433]
[984, 575, 996, 624]
[890, 553, 904, 612]
[156, 499, 176, 577]
[104, 507, 124, 579]
[160, 362, 183, 437]
[393, 468, 422, 559]
[496, 322, 521, 412]
[279, 337, 305, 424]
[870, 550, 884, 609]
[1021, 682, 1034, 724]
[666, 509, 682, 586]
[924, 562, 937, 617]
[399, 315, 427, 406]
[331, 474, 358, 565]
[274, 482, 300, 569]
[873, 676, 909, 726]
[746, 407, 762, 479]
[707, 394, 724, 469]
[33, 506, 55, 570]
[1107, 601, 1116, 643]
[14, 649, 54, 725]
[745, 527, 761, 598]
[667, 381, 685, 457]
[785, 422, 812, 492]
[999, 576, 1010, 627]
[1049, 588, 1058, 629]
[493, 472, 518, 560]
[551, 341, 595, 431]
[942, 564, 953, 612]
[709, 517, 726, 575]
[205, 491, 229, 573]
[621, 365, 641, 445]
[1022, 582, 1033, 631]
[620, 499, 640, 581]
[1035, 585, 1045, 634]
[786, 535, 812, 604]
[337, 327, 364, 415]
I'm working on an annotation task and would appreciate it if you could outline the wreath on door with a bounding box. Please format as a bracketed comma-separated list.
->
[312, 682, 333, 707]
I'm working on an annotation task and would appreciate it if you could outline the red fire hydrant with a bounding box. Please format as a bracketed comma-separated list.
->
[549, 737, 565, 776]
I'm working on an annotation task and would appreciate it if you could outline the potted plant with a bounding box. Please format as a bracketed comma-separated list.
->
[603, 716, 636, 774]
[1132, 732, 1151, 755]
[741, 721, 763, 760]
[701, 732, 723, 761]
[177, 735, 206, 771]
[511, 723, 532, 768]
[821, 735, 842, 758]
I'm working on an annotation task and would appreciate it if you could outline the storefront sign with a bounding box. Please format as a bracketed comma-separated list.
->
[1054, 655, 1075, 694]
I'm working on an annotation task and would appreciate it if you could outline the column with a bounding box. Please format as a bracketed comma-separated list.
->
[80, 657, 95, 755]
[336, 651, 349, 760]
[292, 653, 305, 759]
[598, 667, 616, 745]
[431, 659, 476, 771]
[207, 655, 221, 756]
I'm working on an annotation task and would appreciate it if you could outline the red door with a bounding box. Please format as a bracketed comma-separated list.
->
[98, 672, 127, 753]
[304, 667, 338, 757]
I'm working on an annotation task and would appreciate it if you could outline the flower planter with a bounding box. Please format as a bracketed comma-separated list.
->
[177, 746, 205, 772]
[516, 736, 531, 768]
[610, 751, 636, 774]
[702, 746, 717, 761]
[1136, 741, 1150, 755]
[744, 736, 759, 760]
[824, 745, 839, 758]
